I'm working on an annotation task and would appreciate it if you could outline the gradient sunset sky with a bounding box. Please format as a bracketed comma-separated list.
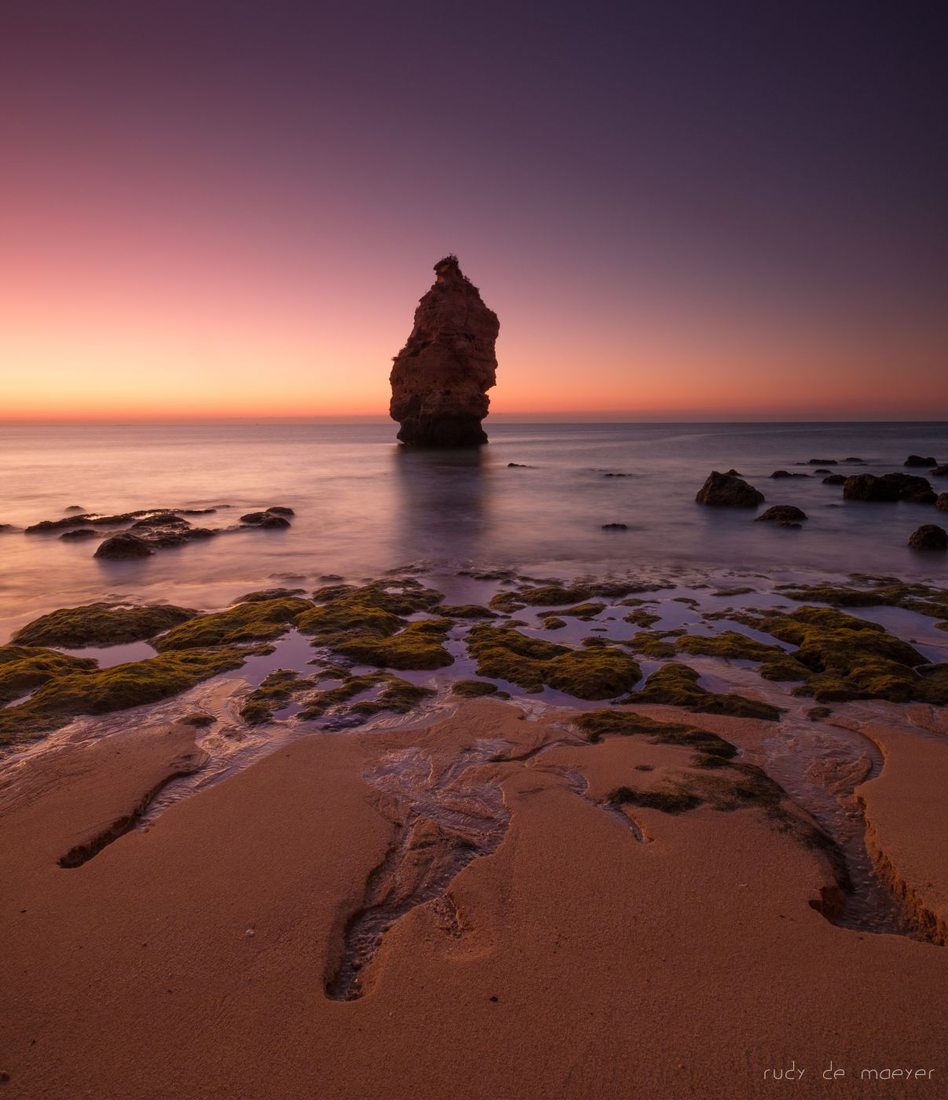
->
[2, 1, 946, 420]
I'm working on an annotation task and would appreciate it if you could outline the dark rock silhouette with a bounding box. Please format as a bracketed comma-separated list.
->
[94, 533, 155, 559]
[390, 256, 498, 447]
[755, 505, 807, 525]
[936, 493, 948, 512]
[908, 525, 947, 551]
[843, 473, 935, 504]
[904, 454, 937, 467]
[695, 472, 764, 508]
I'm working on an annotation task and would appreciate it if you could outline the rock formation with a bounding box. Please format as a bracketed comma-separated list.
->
[843, 473, 935, 504]
[755, 505, 807, 525]
[390, 256, 499, 446]
[695, 471, 765, 508]
[908, 524, 947, 551]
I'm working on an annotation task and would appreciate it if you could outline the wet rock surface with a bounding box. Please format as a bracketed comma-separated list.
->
[755, 505, 808, 525]
[843, 472, 935, 504]
[908, 525, 947, 551]
[389, 256, 499, 447]
[695, 471, 765, 507]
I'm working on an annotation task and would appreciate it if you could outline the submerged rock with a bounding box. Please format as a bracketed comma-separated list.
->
[60, 528, 97, 540]
[601, 523, 629, 531]
[389, 255, 499, 447]
[695, 471, 765, 508]
[908, 525, 947, 551]
[770, 470, 808, 479]
[94, 533, 155, 559]
[822, 474, 846, 485]
[240, 508, 293, 527]
[937, 493, 948, 512]
[756, 505, 807, 525]
[905, 454, 937, 467]
[933, 464, 948, 477]
[843, 473, 935, 504]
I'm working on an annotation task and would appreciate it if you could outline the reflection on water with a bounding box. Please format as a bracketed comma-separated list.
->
[392, 445, 492, 566]
[0, 419, 946, 639]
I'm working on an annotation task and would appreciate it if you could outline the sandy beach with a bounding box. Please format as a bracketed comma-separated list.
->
[2, 692, 945, 1099]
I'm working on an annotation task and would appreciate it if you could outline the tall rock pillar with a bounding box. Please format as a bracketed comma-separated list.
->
[389, 256, 499, 446]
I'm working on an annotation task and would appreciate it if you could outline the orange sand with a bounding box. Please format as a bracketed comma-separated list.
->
[0, 699, 945, 1099]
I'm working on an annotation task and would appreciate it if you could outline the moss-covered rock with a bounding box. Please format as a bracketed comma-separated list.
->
[623, 609, 661, 629]
[733, 604, 948, 704]
[239, 669, 302, 725]
[0, 647, 250, 742]
[440, 604, 497, 619]
[156, 597, 312, 651]
[777, 579, 948, 620]
[12, 602, 197, 648]
[674, 631, 785, 662]
[624, 663, 782, 720]
[467, 626, 640, 699]
[623, 631, 677, 658]
[351, 677, 436, 715]
[298, 674, 384, 718]
[0, 645, 97, 706]
[575, 709, 738, 766]
[333, 619, 454, 670]
[542, 602, 606, 620]
[451, 679, 501, 697]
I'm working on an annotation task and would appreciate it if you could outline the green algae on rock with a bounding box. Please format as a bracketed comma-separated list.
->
[0, 646, 98, 706]
[674, 630, 785, 662]
[0, 647, 251, 742]
[622, 631, 677, 659]
[332, 619, 454, 670]
[239, 669, 303, 725]
[467, 625, 640, 699]
[13, 602, 198, 648]
[155, 597, 313, 651]
[451, 679, 502, 697]
[576, 709, 738, 766]
[776, 579, 948, 620]
[733, 605, 948, 704]
[624, 663, 782, 720]
[351, 677, 436, 716]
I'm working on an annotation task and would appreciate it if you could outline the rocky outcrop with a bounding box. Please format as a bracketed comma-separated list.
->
[933, 464, 948, 477]
[908, 525, 947, 551]
[843, 473, 935, 504]
[390, 256, 499, 447]
[904, 455, 937, 467]
[822, 474, 846, 485]
[695, 472, 764, 508]
[770, 470, 808, 479]
[936, 493, 948, 512]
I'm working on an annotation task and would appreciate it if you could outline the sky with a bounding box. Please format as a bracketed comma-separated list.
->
[1, 0, 946, 420]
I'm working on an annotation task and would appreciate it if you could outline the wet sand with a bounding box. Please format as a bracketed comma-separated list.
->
[1, 698, 945, 1099]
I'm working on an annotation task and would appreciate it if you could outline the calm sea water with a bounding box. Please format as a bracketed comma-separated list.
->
[0, 420, 945, 640]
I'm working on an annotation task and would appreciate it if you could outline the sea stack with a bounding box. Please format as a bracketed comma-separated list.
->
[389, 255, 499, 446]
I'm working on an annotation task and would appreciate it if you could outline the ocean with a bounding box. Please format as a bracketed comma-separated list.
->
[0, 419, 945, 640]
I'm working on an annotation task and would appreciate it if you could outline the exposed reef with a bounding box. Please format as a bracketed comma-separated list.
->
[389, 255, 498, 446]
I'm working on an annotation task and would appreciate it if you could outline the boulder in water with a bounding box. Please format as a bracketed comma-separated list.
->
[94, 533, 155, 559]
[904, 454, 937, 467]
[755, 505, 807, 525]
[695, 472, 764, 508]
[843, 473, 935, 504]
[908, 525, 947, 551]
